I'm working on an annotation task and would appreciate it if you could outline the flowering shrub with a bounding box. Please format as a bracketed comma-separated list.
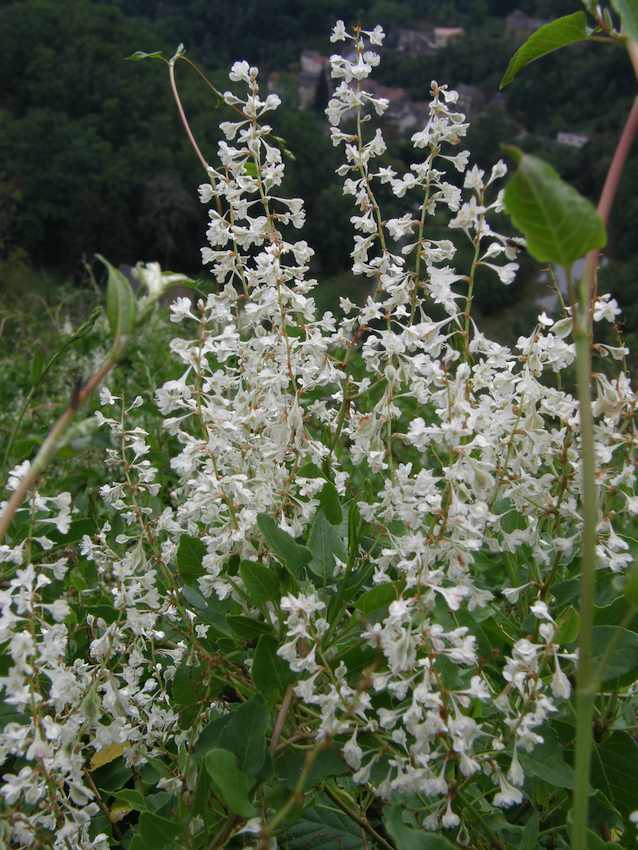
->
[1, 13, 638, 850]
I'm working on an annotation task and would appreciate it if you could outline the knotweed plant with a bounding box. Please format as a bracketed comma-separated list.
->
[1, 13, 638, 850]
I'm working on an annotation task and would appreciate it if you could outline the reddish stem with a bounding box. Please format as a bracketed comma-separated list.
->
[169, 58, 209, 172]
[584, 95, 638, 302]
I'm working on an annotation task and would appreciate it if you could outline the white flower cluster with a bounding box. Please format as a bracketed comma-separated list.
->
[0, 19, 636, 847]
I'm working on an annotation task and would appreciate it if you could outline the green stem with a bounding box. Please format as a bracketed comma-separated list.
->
[569, 77, 638, 850]
[568, 263, 598, 850]
[0, 354, 117, 543]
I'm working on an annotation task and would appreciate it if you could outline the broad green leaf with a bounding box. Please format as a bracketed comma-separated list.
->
[503, 147, 606, 266]
[611, 0, 638, 41]
[97, 254, 137, 352]
[287, 805, 364, 850]
[592, 732, 638, 814]
[110, 788, 148, 812]
[384, 804, 457, 850]
[253, 636, 295, 698]
[519, 725, 574, 788]
[193, 712, 231, 760]
[222, 695, 269, 776]
[257, 514, 312, 579]
[307, 510, 345, 581]
[176, 534, 206, 581]
[0, 697, 25, 730]
[138, 812, 184, 848]
[319, 481, 342, 525]
[93, 756, 132, 793]
[205, 748, 257, 818]
[239, 560, 280, 605]
[172, 662, 207, 706]
[127, 50, 164, 61]
[556, 605, 580, 643]
[500, 12, 589, 88]
[180, 585, 234, 637]
[355, 582, 397, 615]
[594, 596, 638, 632]
[276, 747, 347, 791]
[226, 614, 273, 639]
[592, 626, 638, 687]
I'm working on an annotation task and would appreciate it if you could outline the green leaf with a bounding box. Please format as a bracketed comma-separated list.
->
[111, 788, 148, 812]
[384, 804, 457, 850]
[97, 254, 137, 354]
[194, 712, 232, 760]
[226, 614, 273, 639]
[307, 510, 345, 581]
[176, 534, 206, 581]
[287, 804, 365, 850]
[30, 349, 45, 384]
[592, 732, 638, 814]
[355, 582, 397, 616]
[223, 695, 269, 776]
[257, 514, 312, 580]
[127, 50, 164, 61]
[556, 605, 580, 643]
[611, 0, 638, 41]
[180, 586, 234, 637]
[138, 812, 183, 849]
[253, 636, 295, 698]
[276, 747, 348, 791]
[519, 725, 574, 788]
[592, 626, 638, 687]
[503, 148, 606, 266]
[172, 662, 208, 706]
[205, 748, 257, 818]
[0, 697, 25, 730]
[500, 12, 589, 88]
[319, 481, 342, 525]
[239, 560, 280, 605]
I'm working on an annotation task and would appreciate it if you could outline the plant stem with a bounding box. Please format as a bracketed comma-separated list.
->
[583, 94, 638, 308]
[0, 356, 116, 543]
[569, 265, 597, 850]
[168, 55, 209, 173]
[570, 83, 638, 850]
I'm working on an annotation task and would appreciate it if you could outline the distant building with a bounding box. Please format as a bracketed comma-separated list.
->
[556, 131, 589, 149]
[362, 79, 427, 133]
[505, 10, 545, 43]
[433, 27, 465, 49]
[298, 50, 330, 109]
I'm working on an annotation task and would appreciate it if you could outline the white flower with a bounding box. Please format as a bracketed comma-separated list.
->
[229, 60, 251, 83]
[551, 655, 571, 699]
[330, 20, 347, 42]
